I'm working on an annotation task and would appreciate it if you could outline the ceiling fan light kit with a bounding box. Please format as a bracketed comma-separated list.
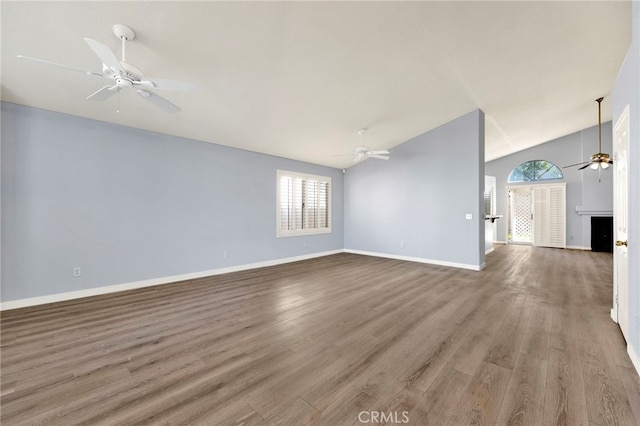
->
[17, 24, 196, 113]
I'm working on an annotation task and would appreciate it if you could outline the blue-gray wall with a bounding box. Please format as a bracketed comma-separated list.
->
[485, 123, 613, 249]
[344, 109, 485, 269]
[1, 102, 344, 302]
[612, 0, 640, 370]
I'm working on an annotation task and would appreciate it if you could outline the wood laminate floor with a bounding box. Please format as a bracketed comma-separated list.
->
[1, 245, 639, 425]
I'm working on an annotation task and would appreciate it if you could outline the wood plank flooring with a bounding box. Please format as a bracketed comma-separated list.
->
[1, 245, 639, 425]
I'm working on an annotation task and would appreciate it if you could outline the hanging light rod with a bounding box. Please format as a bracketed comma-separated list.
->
[589, 97, 611, 170]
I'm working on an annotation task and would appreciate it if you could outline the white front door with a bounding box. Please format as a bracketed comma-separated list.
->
[613, 105, 630, 339]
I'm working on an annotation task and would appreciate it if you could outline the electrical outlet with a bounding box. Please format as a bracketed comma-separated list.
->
[465, 213, 473, 220]
[223, 251, 228, 258]
[401, 241, 405, 248]
[73, 267, 81, 277]
[303, 242, 307, 248]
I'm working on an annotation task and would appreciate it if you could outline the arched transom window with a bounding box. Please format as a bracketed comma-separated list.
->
[508, 160, 564, 183]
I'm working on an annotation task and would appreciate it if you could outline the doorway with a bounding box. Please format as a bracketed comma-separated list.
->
[506, 183, 566, 248]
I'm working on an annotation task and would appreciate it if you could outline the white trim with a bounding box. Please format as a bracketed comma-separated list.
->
[344, 249, 485, 271]
[567, 245, 592, 251]
[493, 240, 507, 245]
[0, 250, 343, 311]
[611, 308, 618, 323]
[574, 207, 613, 216]
[485, 247, 495, 255]
[628, 343, 640, 377]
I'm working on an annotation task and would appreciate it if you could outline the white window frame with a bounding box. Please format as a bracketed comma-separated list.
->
[277, 170, 332, 238]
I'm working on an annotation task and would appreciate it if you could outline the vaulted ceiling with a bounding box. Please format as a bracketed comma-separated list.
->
[1, 1, 631, 168]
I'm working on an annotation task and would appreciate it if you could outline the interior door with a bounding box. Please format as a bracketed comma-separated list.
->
[613, 105, 630, 339]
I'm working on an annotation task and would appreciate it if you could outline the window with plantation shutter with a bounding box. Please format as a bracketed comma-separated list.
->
[277, 170, 331, 237]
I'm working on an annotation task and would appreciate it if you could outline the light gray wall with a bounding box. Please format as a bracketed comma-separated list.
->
[485, 122, 613, 249]
[344, 109, 485, 269]
[612, 0, 639, 369]
[1, 102, 344, 302]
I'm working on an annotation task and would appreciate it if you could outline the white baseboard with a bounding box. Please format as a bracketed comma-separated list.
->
[0, 250, 343, 311]
[628, 342, 640, 377]
[611, 308, 618, 323]
[493, 241, 507, 245]
[485, 247, 495, 255]
[567, 245, 591, 250]
[344, 249, 485, 271]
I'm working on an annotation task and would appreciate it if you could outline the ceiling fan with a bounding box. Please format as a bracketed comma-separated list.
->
[336, 129, 390, 163]
[17, 24, 196, 113]
[564, 97, 613, 171]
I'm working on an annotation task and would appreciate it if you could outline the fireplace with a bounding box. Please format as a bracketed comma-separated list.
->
[591, 216, 613, 252]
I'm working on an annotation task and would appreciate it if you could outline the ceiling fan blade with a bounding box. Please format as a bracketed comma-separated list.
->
[368, 150, 390, 155]
[136, 78, 196, 92]
[578, 162, 593, 170]
[84, 38, 123, 71]
[368, 154, 390, 160]
[17, 55, 103, 76]
[563, 160, 590, 168]
[137, 90, 180, 113]
[87, 85, 118, 101]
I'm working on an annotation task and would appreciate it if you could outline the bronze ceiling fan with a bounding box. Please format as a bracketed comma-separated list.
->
[564, 97, 613, 171]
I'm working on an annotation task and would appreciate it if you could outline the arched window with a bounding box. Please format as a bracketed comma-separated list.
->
[508, 160, 563, 183]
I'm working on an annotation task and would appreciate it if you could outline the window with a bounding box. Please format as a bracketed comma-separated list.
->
[508, 160, 563, 183]
[277, 170, 331, 237]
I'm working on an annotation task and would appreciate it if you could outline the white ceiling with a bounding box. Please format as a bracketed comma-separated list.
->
[1, 1, 631, 168]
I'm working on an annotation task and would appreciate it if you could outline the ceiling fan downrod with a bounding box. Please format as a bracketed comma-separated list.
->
[596, 96, 603, 153]
[112, 24, 135, 63]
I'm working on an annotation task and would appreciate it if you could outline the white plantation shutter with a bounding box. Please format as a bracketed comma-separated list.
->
[548, 186, 566, 248]
[532, 183, 566, 248]
[533, 187, 549, 245]
[277, 171, 331, 237]
[294, 178, 304, 230]
[307, 180, 318, 229]
[318, 181, 329, 228]
[279, 176, 293, 230]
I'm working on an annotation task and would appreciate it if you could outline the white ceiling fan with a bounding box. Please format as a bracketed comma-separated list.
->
[17, 24, 196, 113]
[336, 129, 390, 163]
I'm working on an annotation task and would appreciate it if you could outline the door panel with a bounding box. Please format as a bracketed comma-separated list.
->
[533, 185, 567, 248]
[613, 105, 630, 339]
